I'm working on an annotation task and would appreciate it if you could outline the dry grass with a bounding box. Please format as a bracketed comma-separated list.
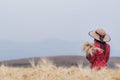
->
[0, 59, 120, 80]
[82, 42, 103, 56]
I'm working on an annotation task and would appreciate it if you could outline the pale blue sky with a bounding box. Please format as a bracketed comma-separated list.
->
[0, 0, 120, 60]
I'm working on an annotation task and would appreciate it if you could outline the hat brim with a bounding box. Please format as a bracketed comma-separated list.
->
[89, 31, 111, 42]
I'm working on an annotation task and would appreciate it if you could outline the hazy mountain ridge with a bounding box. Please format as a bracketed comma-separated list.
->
[0, 39, 119, 60]
[0, 39, 81, 60]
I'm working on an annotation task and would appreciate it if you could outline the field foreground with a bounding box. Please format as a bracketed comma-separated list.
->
[0, 59, 120, 80]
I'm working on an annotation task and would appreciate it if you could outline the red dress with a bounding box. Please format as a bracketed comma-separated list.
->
[86, 42, 110, 70]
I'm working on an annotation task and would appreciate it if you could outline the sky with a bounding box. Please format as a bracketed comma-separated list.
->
[0, 0, 120, 60]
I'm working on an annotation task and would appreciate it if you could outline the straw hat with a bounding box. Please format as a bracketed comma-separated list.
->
[89, 28, 111, 42]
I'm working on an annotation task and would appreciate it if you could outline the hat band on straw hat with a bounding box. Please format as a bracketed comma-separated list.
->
[95, 31, 105, 42]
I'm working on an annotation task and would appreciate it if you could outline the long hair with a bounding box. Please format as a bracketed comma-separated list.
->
[94, 39, 106, 54]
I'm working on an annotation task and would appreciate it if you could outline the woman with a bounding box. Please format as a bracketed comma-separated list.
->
[86, 28, 111, 70]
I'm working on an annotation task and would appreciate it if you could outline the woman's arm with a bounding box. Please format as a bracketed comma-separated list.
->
[86, 54, 96, 64]
[105, 44, 110, 62]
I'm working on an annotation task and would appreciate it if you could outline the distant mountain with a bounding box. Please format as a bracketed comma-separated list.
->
[0, 56, 120, 68]
[0, 39, 81, 61]
[0, 39, 120, 61]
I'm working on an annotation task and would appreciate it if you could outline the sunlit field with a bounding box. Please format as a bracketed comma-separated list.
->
[0, 59, 120, 80]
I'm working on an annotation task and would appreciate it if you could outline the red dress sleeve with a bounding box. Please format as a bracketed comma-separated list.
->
[105, 44, 110, 62]
[86, 54, 96, 64]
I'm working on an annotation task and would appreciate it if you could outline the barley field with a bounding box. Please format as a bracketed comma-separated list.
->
[0, 59, 120, 80]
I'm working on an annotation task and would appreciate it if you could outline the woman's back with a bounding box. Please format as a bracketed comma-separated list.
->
[91, 42, 110, 69]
